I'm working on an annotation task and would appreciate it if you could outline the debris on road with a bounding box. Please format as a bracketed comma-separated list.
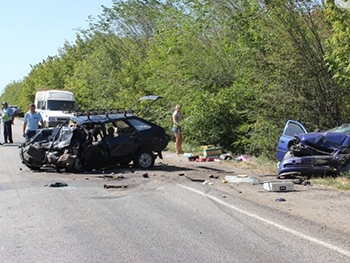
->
[276, 198, 286, 202]
[189, 178, 206, 182]
[104, 184, 128, 189]
[224, 175, 254, 183]
[203, 180, 213, 185]
[229, 185, 242, 193]
[102, 173, 124, 180]
[263, 182, 294, 192]
[48, 182, 68, 188]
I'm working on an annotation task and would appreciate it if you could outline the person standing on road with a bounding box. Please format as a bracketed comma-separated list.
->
[172, 104, 184, 154]
[23, 103, 44, 142]
[1, 102, 15, 144]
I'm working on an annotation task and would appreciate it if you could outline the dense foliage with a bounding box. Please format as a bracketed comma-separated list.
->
[2, 0, 350, 159]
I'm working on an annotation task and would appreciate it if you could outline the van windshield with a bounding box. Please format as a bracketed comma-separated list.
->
[47, 100, 75, 111]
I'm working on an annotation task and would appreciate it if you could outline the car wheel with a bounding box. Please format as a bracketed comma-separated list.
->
[134, 150, 155, 169]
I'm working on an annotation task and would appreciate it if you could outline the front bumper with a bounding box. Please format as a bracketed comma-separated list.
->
[278, 155, 339, 177]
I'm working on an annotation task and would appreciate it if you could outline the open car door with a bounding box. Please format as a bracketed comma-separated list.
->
[276, 120, 307, 161]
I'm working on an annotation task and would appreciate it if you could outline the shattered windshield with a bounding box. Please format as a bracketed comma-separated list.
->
[327, 124, 350, 133]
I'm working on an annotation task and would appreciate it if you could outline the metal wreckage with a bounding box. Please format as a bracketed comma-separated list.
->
[19, 96, 170, 172]
[277, 120, 350, 178]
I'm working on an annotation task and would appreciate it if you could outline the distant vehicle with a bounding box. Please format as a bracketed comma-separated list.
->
[9, 105, 24, 118]
[19, 95, 170, 172]
[34, 90, 76, 127]
[277, 120, 350, 178]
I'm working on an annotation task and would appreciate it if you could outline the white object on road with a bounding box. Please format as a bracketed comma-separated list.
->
[225, 175, 253, 183]
[263, 182, 294, 192]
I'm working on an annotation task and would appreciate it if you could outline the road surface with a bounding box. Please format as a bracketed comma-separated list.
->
[0, 119, 350, 262]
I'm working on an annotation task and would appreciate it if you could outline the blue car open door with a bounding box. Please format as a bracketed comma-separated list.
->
[276, 120, 307, 161]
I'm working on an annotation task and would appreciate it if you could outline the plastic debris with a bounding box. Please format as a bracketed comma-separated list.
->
[225, 175, 253, 183]
[234, 155, 250, 162]
[275, 198, 286, 202]
[203, 180, 213, 185]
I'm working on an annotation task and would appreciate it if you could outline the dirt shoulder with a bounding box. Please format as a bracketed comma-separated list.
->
[157, 152, 350, 235]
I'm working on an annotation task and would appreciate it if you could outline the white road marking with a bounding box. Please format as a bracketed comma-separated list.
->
[179, 184, 350, 258]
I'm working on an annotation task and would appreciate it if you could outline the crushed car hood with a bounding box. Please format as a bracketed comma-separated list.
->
[296, 132, 350, 152]
[278, 123, 350, 177]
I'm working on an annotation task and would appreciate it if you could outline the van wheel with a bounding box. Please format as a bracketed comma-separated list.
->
[134, 150, 155, 169]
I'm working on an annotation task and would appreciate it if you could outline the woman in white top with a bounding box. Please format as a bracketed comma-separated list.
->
[172, 105, 184, 154]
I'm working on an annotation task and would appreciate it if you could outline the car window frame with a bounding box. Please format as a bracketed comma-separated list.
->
[276, 120, 307, 161]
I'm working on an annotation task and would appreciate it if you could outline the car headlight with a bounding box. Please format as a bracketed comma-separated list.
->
[48, 117, 57, 122]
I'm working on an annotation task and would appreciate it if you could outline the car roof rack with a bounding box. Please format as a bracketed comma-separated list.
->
[73, 109, 133, 118]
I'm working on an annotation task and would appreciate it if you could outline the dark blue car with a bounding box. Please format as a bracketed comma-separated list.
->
[277, 120, 350, 178]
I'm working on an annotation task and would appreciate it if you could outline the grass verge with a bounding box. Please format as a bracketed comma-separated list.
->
[311, 173, 350, 192]
[166, 142, 350, 192]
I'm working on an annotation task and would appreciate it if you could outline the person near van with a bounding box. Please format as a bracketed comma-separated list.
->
[172, 104, 184, 154]
[23, 103, 44, 142]
[1, 102, 15, 144]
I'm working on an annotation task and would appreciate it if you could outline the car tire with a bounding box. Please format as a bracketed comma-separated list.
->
[134, 150, 155, 169]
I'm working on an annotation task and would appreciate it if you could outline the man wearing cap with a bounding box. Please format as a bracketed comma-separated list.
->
[1, 102, 15, 144]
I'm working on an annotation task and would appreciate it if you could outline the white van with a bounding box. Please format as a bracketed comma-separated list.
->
[34, 90, 76, 127]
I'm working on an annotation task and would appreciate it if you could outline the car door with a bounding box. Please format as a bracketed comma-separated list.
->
[276, 120, 307, 161]
[106, 120, 139, 161]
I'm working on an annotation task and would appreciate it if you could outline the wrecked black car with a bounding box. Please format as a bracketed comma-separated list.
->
[277, 120, 350, 178]
[19, 96, 170, 172]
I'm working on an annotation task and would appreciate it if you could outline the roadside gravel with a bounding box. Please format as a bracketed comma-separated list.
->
[158, 151, 350, 235]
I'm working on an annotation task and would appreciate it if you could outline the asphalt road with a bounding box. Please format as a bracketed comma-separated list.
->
[1, 119, 350, 262]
